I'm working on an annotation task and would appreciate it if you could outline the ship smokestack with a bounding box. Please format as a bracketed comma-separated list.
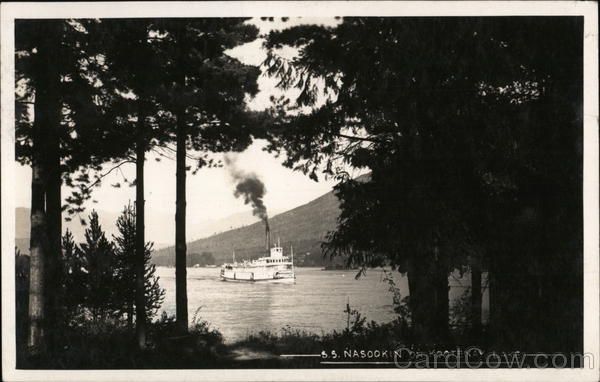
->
[265, 219, 271, 254]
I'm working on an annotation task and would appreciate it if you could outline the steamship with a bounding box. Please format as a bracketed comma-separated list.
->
[219, 223, 295, 283]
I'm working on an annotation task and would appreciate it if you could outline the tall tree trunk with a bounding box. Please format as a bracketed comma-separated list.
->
[432, 244, 449, 342]
[488, 249, 499, 346]
[406, 252, 449, 346]
[174, 25, 189, 333]
[44, 21, 62, 343]
[45, 131, 62, 348]
[28, 91, 50, 353]
[27, 20, 61, 352]
[127, 299, 134, 329]
[488, 246, 519, 351]
[28, 149, 48, 353]
[15, 253, 30, 350]
[470, 253, 482, 341]
[40, 21, 63, 345]
[135, 110, 147, 350]
[175, 112, 188, 333]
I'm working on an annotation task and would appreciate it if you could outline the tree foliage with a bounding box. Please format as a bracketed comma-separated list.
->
[58, 208, 165, 324]
[59, 229, 87, 322]
[112, 203, 165, 323]
[264, 17, 583, 349]
[156, 19, 262, 152]
[78, 211, 117, 320]
[15, 19, 139, 217]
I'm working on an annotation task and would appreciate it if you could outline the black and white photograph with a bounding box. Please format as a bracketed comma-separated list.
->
[1, 1, 598, 381]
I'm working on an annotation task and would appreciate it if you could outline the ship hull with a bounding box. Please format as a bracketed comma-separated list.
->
[220, 268, 295, 283]
[220, 276, 295, 284]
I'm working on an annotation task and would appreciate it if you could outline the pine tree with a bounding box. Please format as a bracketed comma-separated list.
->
[79, 211, 115, 321]
[264, 17, 583, 348]
[155, 18, 261, 333]
[143, 242, 165, 321]
[15, 19, 140, 350]
[112, 205, 136, 327]
[112, 203, 165, 327]
[99, 19, 172, 348]
[16, 19, 60, 352]
[60, 229, 87, 323]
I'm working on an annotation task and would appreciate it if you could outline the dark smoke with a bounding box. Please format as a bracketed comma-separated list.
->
[225, 155, 269, 222]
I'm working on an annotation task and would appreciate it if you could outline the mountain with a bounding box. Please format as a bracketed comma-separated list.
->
[187, 209, 281, 241]
[153, 189, 343, 267]
[14, 208, 277, 253]
[15, 173, 369, 263]
[15, 207, 122, 254]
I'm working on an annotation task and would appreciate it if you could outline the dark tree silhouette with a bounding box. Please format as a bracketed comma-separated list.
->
[15, 248, 30, 349]
[60, 229, 87, 322]
[113, 203, 165, 326]
[98, 18, 172, 349]
[78, 212, 116, 321]
[15, 20, 60, 352]
[264, 17, 583, 349]
[15, 19, 139, 351]
[153, 18, 261, 332]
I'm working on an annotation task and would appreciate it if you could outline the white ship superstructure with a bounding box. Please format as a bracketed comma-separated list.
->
[220, 224, 295, 283]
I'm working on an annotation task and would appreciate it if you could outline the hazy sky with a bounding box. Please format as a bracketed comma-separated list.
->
[15, 18, 351, 235]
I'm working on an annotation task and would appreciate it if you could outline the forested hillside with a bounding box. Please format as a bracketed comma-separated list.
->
[153, 189, 344, 267]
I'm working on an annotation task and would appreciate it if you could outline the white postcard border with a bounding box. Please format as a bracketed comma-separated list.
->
[1, 2, 598, 381]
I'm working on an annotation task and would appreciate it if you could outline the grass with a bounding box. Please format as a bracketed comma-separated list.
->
[17, 312, 229, 369]
[17, 317, 414, 369]
[17, 300, 482, 369]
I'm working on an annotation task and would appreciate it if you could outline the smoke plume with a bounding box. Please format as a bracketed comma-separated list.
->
[224, 155, 269, 223]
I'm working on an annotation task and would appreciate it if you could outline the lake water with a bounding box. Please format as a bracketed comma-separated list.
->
[155, 266, 488, 343]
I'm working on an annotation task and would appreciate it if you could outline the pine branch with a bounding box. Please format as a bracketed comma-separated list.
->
[83, 159, 135, 191]
[335, 133, 386, 144]
[159, 144, 204, 161]
[151, 147, 175, 161]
